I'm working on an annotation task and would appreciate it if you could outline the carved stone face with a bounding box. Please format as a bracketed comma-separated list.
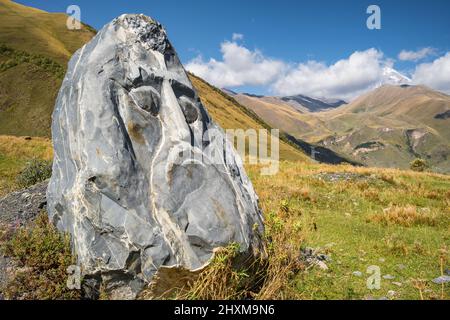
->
[47, 14, 264, 299]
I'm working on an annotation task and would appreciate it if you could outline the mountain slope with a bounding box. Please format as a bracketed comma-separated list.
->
[315, 85, 450, 172]
[229, 91, 346, 115]
[234, 84, 450, 173]
[280, 94, 346, 112]
[0, 0, 96, 137]
[225, 92, 345, 141]
[0, 0, 95, 65]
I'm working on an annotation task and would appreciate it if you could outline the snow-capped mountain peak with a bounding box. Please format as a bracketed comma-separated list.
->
[381, 67, 412, 85]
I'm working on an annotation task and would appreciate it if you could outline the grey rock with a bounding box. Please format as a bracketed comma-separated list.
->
[432, 275, 450, 284]
[315, 260, 328, 270]
[0, 181, 48, 228]
[387, 290, 396, 297]
[353, 271, 362, 277]
[299, 246, 331, 271]
[383, 274, 395, 280]
[317, 253, 331, 262]
[47, 14, 265, 299]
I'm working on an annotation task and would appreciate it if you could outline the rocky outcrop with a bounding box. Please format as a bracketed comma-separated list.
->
[0, 181, 47, 229]
[47, 14, 265, 299]
[0, 181, 48, 299]
[434, 110, 450, 120]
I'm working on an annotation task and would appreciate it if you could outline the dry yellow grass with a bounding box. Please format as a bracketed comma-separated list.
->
[0, 135, 52, 195]
[165, 215, 302, 300]
[0, 135, 52, 160]
[368, 205, 444, 227]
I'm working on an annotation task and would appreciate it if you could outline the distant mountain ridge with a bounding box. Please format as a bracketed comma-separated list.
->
[280, 94, 347, 112]
[224, 66, 411, 114]
[227, 84, 450, 174]
[227, 91, 347, 113]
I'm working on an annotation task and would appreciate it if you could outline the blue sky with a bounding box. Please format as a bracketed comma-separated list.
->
[17, 0, 450, 99]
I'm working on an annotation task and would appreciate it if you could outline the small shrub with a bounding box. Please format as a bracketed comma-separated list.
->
[410, 158, 428, 172]
[362, 188, 380, 202]
[1, 212, 80, 300]
[279, 199, 290, 214]
[0, 43, 65, 78]
[425, 191, 441, 200]
[16, 159, 52, 188]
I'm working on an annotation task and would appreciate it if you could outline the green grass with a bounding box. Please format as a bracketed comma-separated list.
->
[0, 43, 65, 78]
[0, 44, 65, 137]
[247, 162, 450, 300]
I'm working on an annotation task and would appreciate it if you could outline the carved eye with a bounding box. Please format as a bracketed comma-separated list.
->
[169, 79, 200, 124]
[169, 78, 196, 99]
[129, 86, 161, 116]
[178, 96, 199, 124]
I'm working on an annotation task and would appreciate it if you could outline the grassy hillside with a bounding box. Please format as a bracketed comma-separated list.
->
[247, 161, 450, 299]
[0, 0, 95, 65]
[1, 138, 449, 300]
[231, 93, 316, 138]
[0, 0, 96, 138]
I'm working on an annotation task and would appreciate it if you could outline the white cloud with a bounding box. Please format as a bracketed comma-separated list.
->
[398, 47, 436, 62]
[187, 35, 449, 99]
[412, 52, 450, 93]
[272, 49, 388, 100]
[186, 40, 286, 88]
[186, 37, 387, 99]
[232, 33, 244, 41]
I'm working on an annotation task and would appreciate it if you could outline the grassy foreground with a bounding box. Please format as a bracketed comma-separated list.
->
[247, 162, 449, 300]
[0, 137, 448, 299]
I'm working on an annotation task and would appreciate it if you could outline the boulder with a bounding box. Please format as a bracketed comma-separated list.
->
[47, 14, 265, 299]
[0, 181, 48, 228]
